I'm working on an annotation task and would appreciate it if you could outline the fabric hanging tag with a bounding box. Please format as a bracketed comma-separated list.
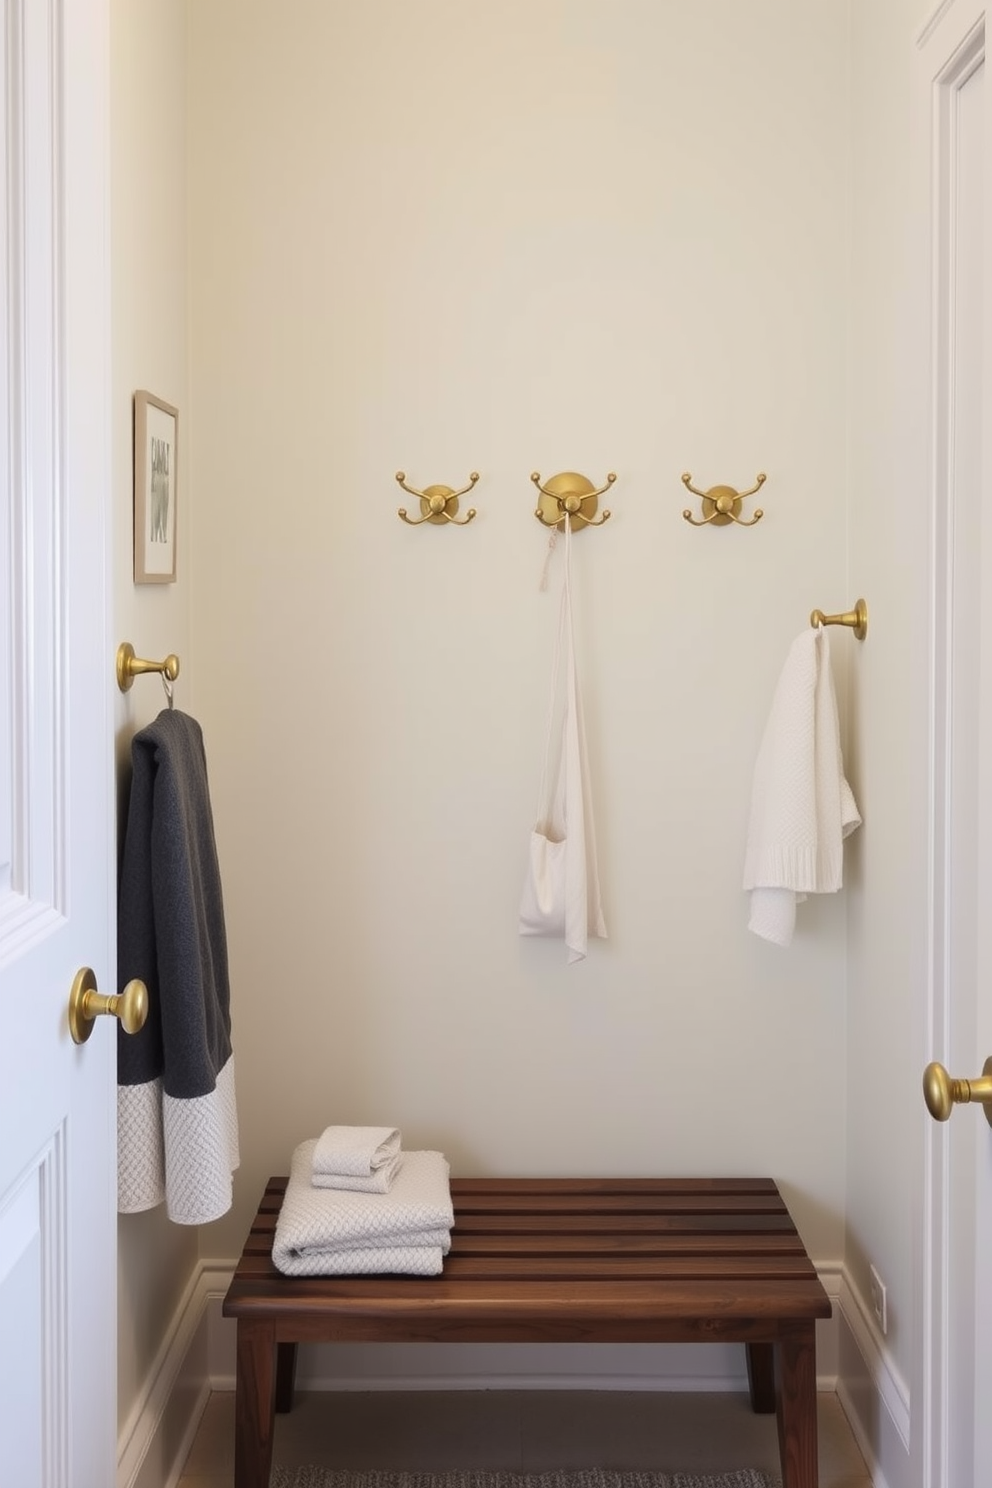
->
[538, 527, 558, 592]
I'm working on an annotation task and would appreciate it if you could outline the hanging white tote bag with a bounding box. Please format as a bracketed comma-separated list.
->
[518, 516, 607, 963]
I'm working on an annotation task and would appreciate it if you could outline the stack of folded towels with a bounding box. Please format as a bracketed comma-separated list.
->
[271, 1125, 454, 1278]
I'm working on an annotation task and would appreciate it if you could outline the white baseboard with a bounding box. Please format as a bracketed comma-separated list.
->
[834, 1264, 912, 1488]
[116, 1261, 231, 1488]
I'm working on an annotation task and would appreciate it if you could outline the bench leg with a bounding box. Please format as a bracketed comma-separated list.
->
[745, 1342, 776, 1413]
[775, 1325, 819, 1488]
[235, 1319, 278, 1488]
[275, 1342, 299, 1413]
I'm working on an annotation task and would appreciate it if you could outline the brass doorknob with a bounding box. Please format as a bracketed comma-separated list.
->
[923, 1057, 992, 1126]
[68, 967, 148, 1045]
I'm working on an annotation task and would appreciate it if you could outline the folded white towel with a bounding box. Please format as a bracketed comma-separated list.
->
[312, 1124, 401, 1179]
[312, 1153, 403, 1194]
[743, 626, 861, 946]
[273, 1242, 445, 1276]
[273, 1139, 453, 1277]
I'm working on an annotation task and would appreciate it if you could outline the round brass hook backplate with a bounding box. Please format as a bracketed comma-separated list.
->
[116, 642, 137, 692]
[697, 485, 744, 526]
[535, 473, 600, 530]
[420, 485, 463, 525]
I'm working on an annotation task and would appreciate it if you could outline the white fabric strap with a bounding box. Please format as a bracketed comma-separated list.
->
[520, 514, 607, 961]
[534, 514, 574, 826]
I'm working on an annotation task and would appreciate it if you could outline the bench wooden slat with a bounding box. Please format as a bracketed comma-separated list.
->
[451, 1231, 809, 1255]
[449, 1176, 782, 1194]
[452, 1213, 798, 1234]
[225, 1274, 829, 1322]
[239, 1231, 807, 1259]
[432, 1255, 821, 1281]
[228, 1251, 820, 1281]
[241, 1212, 799, 1244]
[451, 1197, 790, 1217]
[259, 1176, 784, 1199]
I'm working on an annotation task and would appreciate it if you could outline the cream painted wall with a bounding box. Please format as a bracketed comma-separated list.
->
[186, 0, 854, 1301]
[111, 0, 194, 1429]
[100, 0, 940, 1454]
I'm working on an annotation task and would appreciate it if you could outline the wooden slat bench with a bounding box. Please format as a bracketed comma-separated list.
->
[223, 1176, 831, 1488]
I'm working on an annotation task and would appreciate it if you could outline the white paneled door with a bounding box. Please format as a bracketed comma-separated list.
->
[919, 2, 992, 1486]
[0, 3, 115, 1487]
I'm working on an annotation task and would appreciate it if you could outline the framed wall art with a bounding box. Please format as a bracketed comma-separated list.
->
[133, 390, 178, 583]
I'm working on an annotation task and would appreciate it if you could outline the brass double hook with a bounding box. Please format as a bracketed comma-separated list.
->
[532, 471, 616, 530]
[681, 472, 766, 527]
[396, 471, 479, 525]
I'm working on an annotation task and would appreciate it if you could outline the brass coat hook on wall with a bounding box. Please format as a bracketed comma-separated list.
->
[396, 471, 479, 525]
[532, 470, 616, 530]
[116, 642, 180, 692]
[810, 598, 869, 641]
[681, 472, 766, 527]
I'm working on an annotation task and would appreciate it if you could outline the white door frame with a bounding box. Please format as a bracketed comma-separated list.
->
[917, 2, 989, 1485]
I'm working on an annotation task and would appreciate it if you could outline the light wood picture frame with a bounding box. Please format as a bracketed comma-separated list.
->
[133, 390, 178, 583]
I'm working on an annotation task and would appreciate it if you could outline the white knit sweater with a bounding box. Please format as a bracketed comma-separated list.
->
[743, 627, 861, 945]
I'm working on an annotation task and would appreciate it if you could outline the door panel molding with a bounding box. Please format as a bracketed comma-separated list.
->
[0, 0, 67, 951]
[918, 0, 984, 51]
[0, 1126, 69, 1488]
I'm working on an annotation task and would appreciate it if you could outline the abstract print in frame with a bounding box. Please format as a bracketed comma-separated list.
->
[133, 390, 178, 583]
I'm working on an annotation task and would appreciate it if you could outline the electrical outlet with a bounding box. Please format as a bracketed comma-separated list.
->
[869, 1264, 888, 1334]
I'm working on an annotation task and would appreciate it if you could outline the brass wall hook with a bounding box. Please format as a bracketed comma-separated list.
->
[396, 471, 479, 525]
[532, 471, 615, 530]
[810, 598, 869, 641]
[681, 472, 766, 527]
[116, 642, 180, 692]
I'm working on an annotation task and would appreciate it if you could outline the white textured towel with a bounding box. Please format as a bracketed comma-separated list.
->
[272, 1139, 453, 1277]
[312, 1125, 401, 1181]
[743, 626, 861, 946]
[312, 1156, 402, 1194]
[273, 1242, 445, 1276]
